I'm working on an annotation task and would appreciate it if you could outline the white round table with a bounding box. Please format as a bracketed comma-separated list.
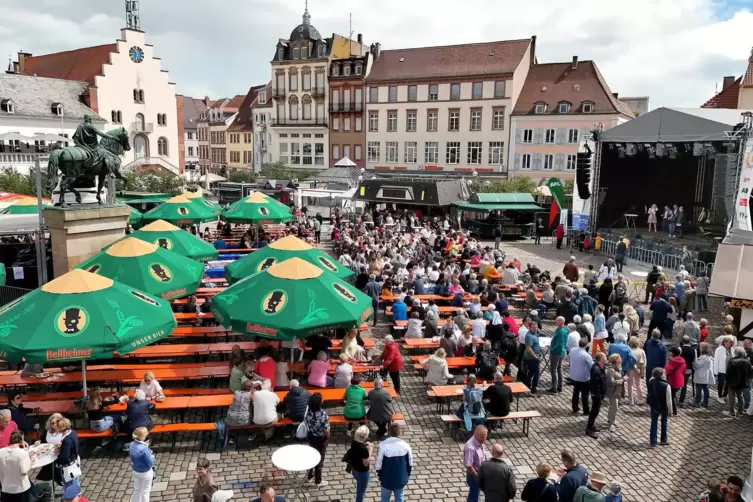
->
[272, 445, 321, 502]
[29, 445, 59, 498]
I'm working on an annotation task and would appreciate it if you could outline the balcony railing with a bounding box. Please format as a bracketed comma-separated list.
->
[329, 103, 364, 113]
[311, 87, 326, 98]
[271, 119, 328, 127]
[131, 122, 154, 133]
[272, 88, 286, 99]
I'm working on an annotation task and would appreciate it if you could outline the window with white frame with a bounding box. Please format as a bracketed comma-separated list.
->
[408, 85, 417, 101]
[369, 112, 378, 132]
[277, 103, 285, 120]
[492, 109, 504, 130]
[425, 142, 438, 163]
[355, 117, 362, 131]
[290, 73, 298, 91]
[488, 142, 504, 165]
[344, 117, 351, 131]
[450, 83, 460, 100]
[332, 144, 340, 160]
[406, 111, 417, 132]
[291, 143, 300, 164]
[429, 84, 438, 101]
[388, 86, 397, 102]
[315, 143, 324, 165]
[354, 145, 362, 160]
[545, 129, 555, 144]
[303, 143, 313, 165]
[259, 91, 267, 104]
[543, 154, 554, 170]
[331, 64, 339, 76]
[470, 110, 482, 131]
[188, 146, 194, 156]
[343, 145, 350, 159]
[367, 141, 380, 162]
[387, 112, 397, 132]
[292, 47, 300, 59]
[467, 141, 482, 164]
[355, 63, 362, 75]
[494, 80, 505, 98]
[534, 103, 546, 114]
[386, 141, 399, 163]
[405, 142, 417, 163]
[302, 101, 311, 120]
[446, 141, 460, 164]
[582, 102, 594, 113]
[369, 87, 378, 103]
[472, 82, 483, 99]
[332, 117, 339, 131]
[523, 129, 533, 144]
[568, 129, 579, 144]
[448, 110, 460, 131]
[343, 64, 351, 76]
[566, 154, 577, 170]
[521, 153, 532, 170]
[427, 111, 438, 132]
[302, 73, 311, 91]
[558, 102, 569, 113]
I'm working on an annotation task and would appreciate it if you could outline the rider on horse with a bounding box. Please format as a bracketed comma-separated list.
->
[72, 113, 109, 167]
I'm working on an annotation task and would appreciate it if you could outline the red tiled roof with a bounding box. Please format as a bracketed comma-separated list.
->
[209, 98, 227, 109]
[366, 39, 531, 82]
[224, 94, 246, 112]
[701, 77, 741, 108]
[22, 44, 116, 85]
[229, 85, 266, 131]
[743, 55, 753, 87]
[512, 61, 633, 118]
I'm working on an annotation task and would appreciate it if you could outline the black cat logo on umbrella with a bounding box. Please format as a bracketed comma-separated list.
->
[262, 290, 287, 314]
[149, 264, 172, 282]
[56, 306, 88, 336]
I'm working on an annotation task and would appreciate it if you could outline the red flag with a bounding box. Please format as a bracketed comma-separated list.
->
[548, 200, 559, 228]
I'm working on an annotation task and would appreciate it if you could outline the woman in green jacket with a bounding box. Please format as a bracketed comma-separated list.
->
[343, 378, 367, 435]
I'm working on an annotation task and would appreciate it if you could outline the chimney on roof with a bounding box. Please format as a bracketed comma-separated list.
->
[571, 56, 578, 70]
[204, 96, 211, 107]
[357, 33, 363, 44]
[612, 92, 619, 99]
[16, 52, 31, 74]
[370, 42, 381, 61]
[723, 76, 736, 90]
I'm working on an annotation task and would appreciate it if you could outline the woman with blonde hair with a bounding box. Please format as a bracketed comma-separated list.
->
[421, 348, 452, 386]
[334, 355, 354, 388]
[606, 354, 625, 433]
[346, 425, 373, 502]
[129, 427, 155, 502]
[138, 371, 165, 401]
[33, 413, 65, 482]
[627, 337, 646, 405]
[713, 335, 736, 403]
[87, 389, 120, 432]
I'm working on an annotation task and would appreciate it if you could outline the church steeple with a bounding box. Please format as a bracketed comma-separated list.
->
[302, 0, 311, 25]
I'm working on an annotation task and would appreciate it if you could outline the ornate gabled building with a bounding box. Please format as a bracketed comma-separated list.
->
[269, 4, 331, 170]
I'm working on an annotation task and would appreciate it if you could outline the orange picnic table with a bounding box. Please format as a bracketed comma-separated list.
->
[427, 382, 529, 413]
[0, 366, 225, 388]
[290, 361, 380, 377]
[412, 355, 504, 369]
[195, 288, 226, 296]
[380, 294, 472, 303]
[174, 312, 215, 322]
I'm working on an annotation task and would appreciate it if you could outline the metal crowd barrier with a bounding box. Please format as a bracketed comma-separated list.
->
[0, 285, 31, 306]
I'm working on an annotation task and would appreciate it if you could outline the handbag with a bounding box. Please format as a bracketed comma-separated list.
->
[61, 456, 82, 482]
[295, 407, 309, 440]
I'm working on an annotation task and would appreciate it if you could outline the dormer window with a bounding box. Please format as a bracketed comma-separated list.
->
[534, 103, 547, 114]
[317, 44, 325, 58]
[558, 102, 569, 113]
[332, 64, 340, 77]
[343, 64, 351, 76]
[355, 63, 362, 75]
[292, 47, 300, 59]
[278, 47, 284, 60]
[259, 91, 267, 104]
[0, 100, 14, 114]
[52, 103, 63, 116]
[301, 45, 308, 59]
[582, 102, 594, 113]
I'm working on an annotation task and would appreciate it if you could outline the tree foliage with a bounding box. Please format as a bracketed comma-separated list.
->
[470, 176, 538, 194]
[117, 171, 185, 195]
[260, 161, 314, 181]
[0, 167, 48, 197]
[228, 169, 256, 183]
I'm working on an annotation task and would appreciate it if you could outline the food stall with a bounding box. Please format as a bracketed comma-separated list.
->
[352, 178, 470, 218]
[452, 192, 541, 238]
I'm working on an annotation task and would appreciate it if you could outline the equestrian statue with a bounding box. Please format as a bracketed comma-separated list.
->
[47, 114, 130, 207]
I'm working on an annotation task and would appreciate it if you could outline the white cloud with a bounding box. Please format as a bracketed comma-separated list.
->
[1, 0, 752, 108]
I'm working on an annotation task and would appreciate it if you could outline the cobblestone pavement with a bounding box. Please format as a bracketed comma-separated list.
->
[71, 235, 747, 502]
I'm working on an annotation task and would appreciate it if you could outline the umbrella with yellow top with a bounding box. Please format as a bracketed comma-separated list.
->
[76, 237, 205, 300]
[116, 219, 219, 262]
[184, 191, 222, 215]
[221, 191, 293, 224]
[142, 194, 218, 225]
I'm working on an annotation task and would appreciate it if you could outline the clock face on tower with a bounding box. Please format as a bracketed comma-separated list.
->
[129, 46, 144, 63]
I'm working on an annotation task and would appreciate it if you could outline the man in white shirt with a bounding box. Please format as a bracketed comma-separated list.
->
[502, 265, 519, 285]
[252, 379, 280, 441]
[566, 323, 581, 353]
[428, 266, 440, 283]
[471, 312, 487, 339]
[0, 430, 32, 500]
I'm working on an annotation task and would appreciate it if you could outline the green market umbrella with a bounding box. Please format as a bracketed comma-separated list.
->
[76, 237, 205, 300]
[128, 206, 143, 225]
[211, 257, 372, 340]
[225, 235, 353, 284]
[184, 191, 222, 215]
[222, 192, 293, 223]
[0, 269, 176, 392]
[0, 266, 5, 286]
[0, 198, 47, 215]
[124, 219, 218, 263]
[225, 191, 289, 212]
[142, 194, 218, 225]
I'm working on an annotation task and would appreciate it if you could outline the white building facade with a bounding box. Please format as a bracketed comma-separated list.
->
[269, 7, 330, 170]
[363, 39, 534, 176]
[252, 85, 273, 173]
[19, 28, 181, 174]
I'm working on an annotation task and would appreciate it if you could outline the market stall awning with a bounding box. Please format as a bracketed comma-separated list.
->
[453, 201, 542, 212]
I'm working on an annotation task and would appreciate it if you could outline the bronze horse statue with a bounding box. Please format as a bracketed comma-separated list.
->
[46, 127, 130, 207]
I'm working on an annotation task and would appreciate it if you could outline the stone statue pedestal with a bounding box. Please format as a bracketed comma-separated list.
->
[43, 205, 130, 277]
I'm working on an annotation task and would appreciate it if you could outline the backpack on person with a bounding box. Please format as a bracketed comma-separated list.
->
[501, 333, 518, 361]
[466, 388, 484, 415]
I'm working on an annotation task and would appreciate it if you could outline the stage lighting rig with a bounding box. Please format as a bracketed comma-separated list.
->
[625, 143, 637, 156]
[655, 143, 666, 157]
[693, 142, 704, 156]
[703, 143, 717, 157]
[644, 144, 656, 158]
[616, 144, 625, 158]
[576, 144, 592, 200]
[666, 144, 678, 159]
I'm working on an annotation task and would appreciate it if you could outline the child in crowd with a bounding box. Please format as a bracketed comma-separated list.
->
[606, 481, 623, 502]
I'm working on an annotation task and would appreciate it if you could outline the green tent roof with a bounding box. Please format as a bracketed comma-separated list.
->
[470, 193, 537, 204]
[453, 201, 541, 212]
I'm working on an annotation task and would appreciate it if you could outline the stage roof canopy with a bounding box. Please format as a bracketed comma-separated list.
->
[599, 107, 753, 143]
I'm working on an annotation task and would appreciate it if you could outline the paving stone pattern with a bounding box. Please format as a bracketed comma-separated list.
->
[70, 235, 749, 502]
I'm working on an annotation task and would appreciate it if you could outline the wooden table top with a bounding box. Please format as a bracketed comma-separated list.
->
[428, 382, 528, 397]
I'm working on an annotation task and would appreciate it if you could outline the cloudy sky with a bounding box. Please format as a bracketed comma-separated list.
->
[2, 0, 753, 108]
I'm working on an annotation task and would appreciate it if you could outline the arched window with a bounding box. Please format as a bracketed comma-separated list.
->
[288, 95, 299, 120]
[158, 137, 168, 156]
[301, 94, 312, 120]
[133, 89, 139, 102]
